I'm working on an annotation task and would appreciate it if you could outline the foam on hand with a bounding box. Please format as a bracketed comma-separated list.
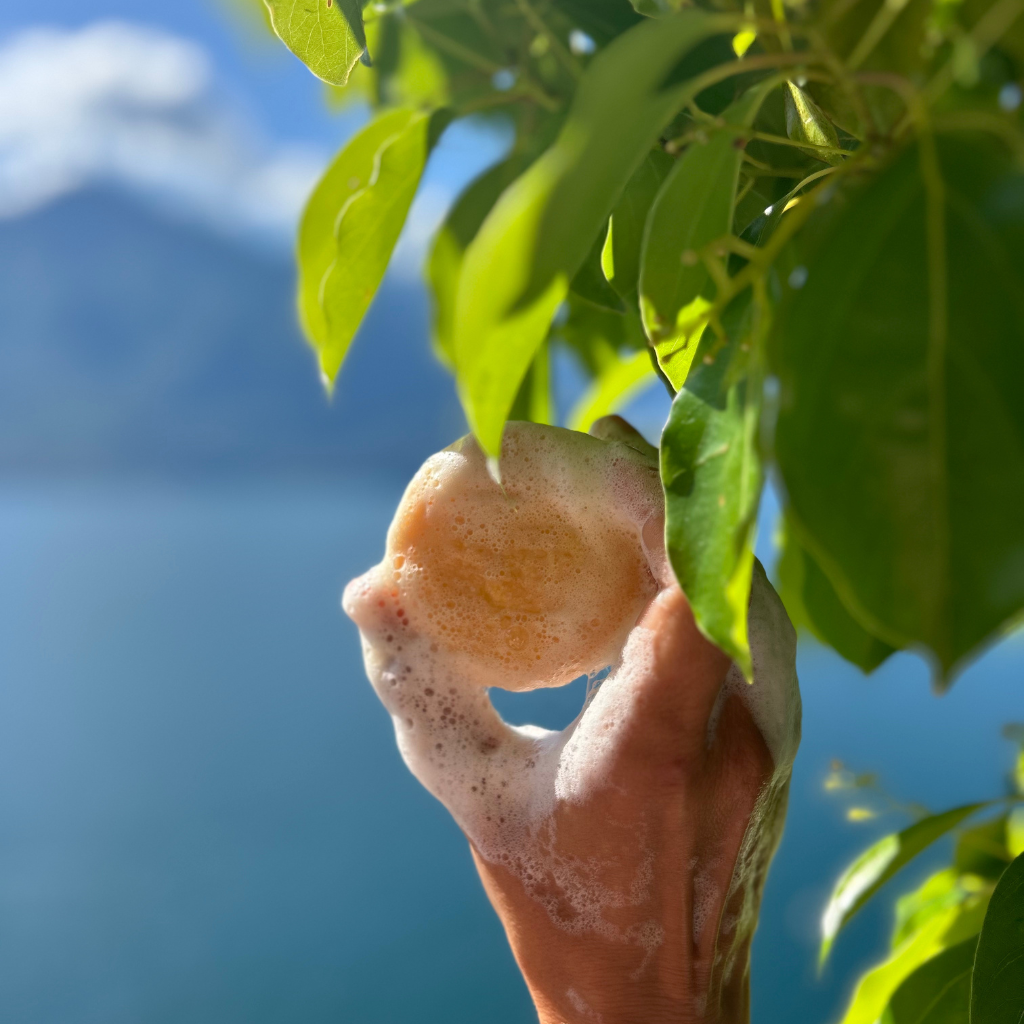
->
[343, 420, 800, 969]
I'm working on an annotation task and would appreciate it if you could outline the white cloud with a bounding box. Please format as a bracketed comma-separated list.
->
[0, 21, 327, 242]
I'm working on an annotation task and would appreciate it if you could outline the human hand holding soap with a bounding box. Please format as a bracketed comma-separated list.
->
[344, 418, 800, 1024]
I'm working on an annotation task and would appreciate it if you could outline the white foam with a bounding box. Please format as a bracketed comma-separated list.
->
[344, 421, 801, 976]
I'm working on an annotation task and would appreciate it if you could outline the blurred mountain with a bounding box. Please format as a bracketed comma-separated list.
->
[0, 188, 465, 480]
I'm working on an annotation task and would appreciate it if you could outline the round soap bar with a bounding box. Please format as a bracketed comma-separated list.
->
[348, 422, 665, 692]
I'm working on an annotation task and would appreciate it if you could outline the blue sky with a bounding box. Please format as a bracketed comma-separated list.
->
[0, 0, 509, 258]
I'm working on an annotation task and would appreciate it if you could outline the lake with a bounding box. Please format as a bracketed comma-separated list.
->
[0, 481, 1019, 1023]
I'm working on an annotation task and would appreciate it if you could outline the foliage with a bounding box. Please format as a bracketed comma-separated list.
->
[260, 0, 1024, 1015]
[823, 729, 1024, 1023]
[262, 0, 1024, 689]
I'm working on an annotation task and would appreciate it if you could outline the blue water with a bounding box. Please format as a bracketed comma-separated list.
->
[0, 482, 1020, 1023]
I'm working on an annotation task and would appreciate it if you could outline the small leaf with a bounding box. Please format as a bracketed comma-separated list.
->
[568, 350, 656, 432]
[426, 155, 529, 368]
[955, 816, 1012, 882]
[772, 135, 1024, 683]
[639, 81, 774, 389]
[839, 907, 969, 1024]
[571, 225, 626, 312]
[661, 296, 762, 675]
[264, 0, 368, 85]
[602, 148, 674, 307]
[783, 81, 843, 165]
[893, 870, 971, 949]
[971, 850, 1024, 1024]
[1007, 808, 1024, 858]
[821, 803, 986, 964]
[508, 341, 553, 425]
[882, 937, 976, 1024]
[452, 8, 731, 458]
[299, 108, 449, 384]
[777, 514, 896, 673]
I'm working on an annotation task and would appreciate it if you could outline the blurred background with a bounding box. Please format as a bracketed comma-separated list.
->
[0, 2, 1020, 1022]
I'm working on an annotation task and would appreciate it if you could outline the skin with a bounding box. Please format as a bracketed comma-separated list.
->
[344, 417, 797, 1024]
[471, 586, 775, 1023]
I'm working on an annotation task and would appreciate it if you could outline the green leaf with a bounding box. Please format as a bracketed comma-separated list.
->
[452, 9, 732, 460]
[1007, 808, 1024, 858]
[971, 850, 1024, 1024]
[783, 81, 843, 166]
[426, 155, 529, 368]
[777, 513, 895, 673]
[571, 225, 626, 312]
[508, 341, 553, 425]
[821, 803, 986, 964]
[661, 295, 762, 675]
[555, 296, 647, 380]
[264, 0, 368, 86]
[772, 135, 1024, 683]
[568, 350, 657, 432]
[602, 148, 675, 307]
[882, 937, 976, 1024]
[639, 81, 774, 389]
[893, 871, 972, 949]
[955, 816, 1012, 882]
[840, 906, 967, 1024]
[298, 108, 449, 384]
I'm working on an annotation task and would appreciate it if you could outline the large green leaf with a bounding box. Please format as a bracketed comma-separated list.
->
[882, 937, 976, 1024]
[602, 148, 674, 307]
[772, 135, 1024, 683]
[971, 850, 1024, 1024]
[264, 0, 367, 85]
[777, 513, 895, 673]
[452, 9, 733, 460]
[821, 803, 985, 964]
[639, 82, 774, 389]
[298, 108, 448, 384]
[426, 155, 529, 368]
[661, 296, 761, 675]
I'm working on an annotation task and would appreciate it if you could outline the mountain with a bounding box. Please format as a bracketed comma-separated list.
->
[0, 188, 465, 480]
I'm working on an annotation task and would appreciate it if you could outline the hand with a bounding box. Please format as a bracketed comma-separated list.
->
[344, 419, 800, 1024]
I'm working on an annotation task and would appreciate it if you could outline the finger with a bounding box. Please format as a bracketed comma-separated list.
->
[588, 414, 658, 460]
[607, 584, 733, 773]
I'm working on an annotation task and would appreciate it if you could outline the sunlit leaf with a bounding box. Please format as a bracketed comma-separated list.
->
[839, 907, 968, 1024]
[509, 341, 553, 425]
[452, 9, 732, 459]
[893, 870, 970, 949]
[882, 937, 975, 1024]
[298, 108, 449, 384]
[1007, 808, 1024, 858]
[972, 850, 1024, 1024]
[783, 81, 843, 165]
[661, 295, 761, 675]
[427, 155, 529, 368]
[955, 815, 1011, 881]
[568, 350, 656, 432]
[777, 513, 895, 672]
[264, 0, 367, 85]
[639, 81, 774, 389]
[571, 225, 625, 312]
[821, 803, 986, 964]
[772, 135, 1024, 684]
